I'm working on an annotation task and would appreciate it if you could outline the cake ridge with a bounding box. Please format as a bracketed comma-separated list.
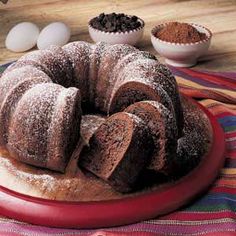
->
[0, 65, 52, 107]
[95, 43, 137, 111]
[6, 83, 63, 168]
[46, 87, 82, 172]
[103, 50, 156, 111]
[63, 41, 92, 103]
[17, 45, 74, 87]
[0, 77, 52, 148]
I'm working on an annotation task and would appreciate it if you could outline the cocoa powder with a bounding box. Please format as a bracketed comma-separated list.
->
[156, 22, 207, 44]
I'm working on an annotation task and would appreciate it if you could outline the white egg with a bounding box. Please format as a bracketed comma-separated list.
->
[37, 22, 71, 50]
[5, 22, 40, 52]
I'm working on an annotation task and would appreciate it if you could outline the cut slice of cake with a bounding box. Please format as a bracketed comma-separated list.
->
[125, 101, 178, 175]
[79, 112, 153, 192]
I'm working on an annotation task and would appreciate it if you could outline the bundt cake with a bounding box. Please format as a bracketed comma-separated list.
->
[0, 41, 187, 190]
[79, 112, 154, 192]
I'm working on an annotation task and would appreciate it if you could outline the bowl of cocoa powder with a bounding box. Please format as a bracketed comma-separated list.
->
[88, 13, 144, 46]
[151, 22, 212, 67]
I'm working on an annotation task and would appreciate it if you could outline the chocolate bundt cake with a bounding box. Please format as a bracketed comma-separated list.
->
[125, 101, 178, 175]
[79, 112, 153, 192]
[0, 41, 185, 190]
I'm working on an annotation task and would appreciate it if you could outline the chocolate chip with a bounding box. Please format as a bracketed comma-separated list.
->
[132, 16, 138, 22]
[90, 13, 143, 33]
[105, 21, 112, 28]
[98, 13, 105, 20]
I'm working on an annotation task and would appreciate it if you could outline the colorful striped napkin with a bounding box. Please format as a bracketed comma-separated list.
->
[0, 63, 236, 236]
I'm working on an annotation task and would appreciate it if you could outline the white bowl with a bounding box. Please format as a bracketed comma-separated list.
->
[151, 23, 212, 67]
[88, 17, 144, 46]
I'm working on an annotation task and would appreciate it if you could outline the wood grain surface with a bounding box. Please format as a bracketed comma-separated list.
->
[0, 0, 236, 71]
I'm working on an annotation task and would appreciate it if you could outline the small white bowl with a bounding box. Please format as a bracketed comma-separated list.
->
[151, 23, 212, 67]
[88, 17, 144, 46]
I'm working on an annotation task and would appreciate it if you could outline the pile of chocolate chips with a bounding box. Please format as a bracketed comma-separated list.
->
[90, 13, 142, 33]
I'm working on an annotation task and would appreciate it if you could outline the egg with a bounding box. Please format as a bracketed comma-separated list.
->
[37, 22, 71, 50]
[5, 22, 40, 52]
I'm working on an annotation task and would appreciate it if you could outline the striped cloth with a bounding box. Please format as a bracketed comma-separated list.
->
[0, 63, 236, 236]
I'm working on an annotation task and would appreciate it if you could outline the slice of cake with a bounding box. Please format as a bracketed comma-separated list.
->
[79, 112, 153, 192]
[125, 101, 178, 175]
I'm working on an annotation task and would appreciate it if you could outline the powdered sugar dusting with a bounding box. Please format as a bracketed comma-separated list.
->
[46, 86, 81, 171]
[142, 100, 178, 139]
[102, 44, 137, 61]
[108, 73, 174, 115]
[176, 95, 212, 175]
[63, 41, 92, 65]
[103, 51, 157, 112]
[96, 44, 137, 111]
[108, 57, 182, 132]
[80, 114, 106, 145]
[0, 148, 124, 201]
[63, 41, 91, 101]
[111, 51, 156, 81]
[0, 65, 51, 106]
[88, 42, 108, 103]
[18, 45, 73, 87]
[114, 58, 177, 97]
[7, 83, 64, 168]
[0, 76, 52, 146]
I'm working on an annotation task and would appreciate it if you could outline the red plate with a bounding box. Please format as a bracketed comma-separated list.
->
[0, 98, 225, 229]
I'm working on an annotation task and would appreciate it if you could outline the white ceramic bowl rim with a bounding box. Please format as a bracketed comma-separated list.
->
[151, 23, 212, 46]
[88, 15, 145, 35]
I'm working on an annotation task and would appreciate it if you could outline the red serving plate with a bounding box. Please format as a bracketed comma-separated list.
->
[0, 97, 225, 229]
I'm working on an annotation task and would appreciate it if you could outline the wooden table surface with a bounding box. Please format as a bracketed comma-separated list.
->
[0, 0, 236, 71]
